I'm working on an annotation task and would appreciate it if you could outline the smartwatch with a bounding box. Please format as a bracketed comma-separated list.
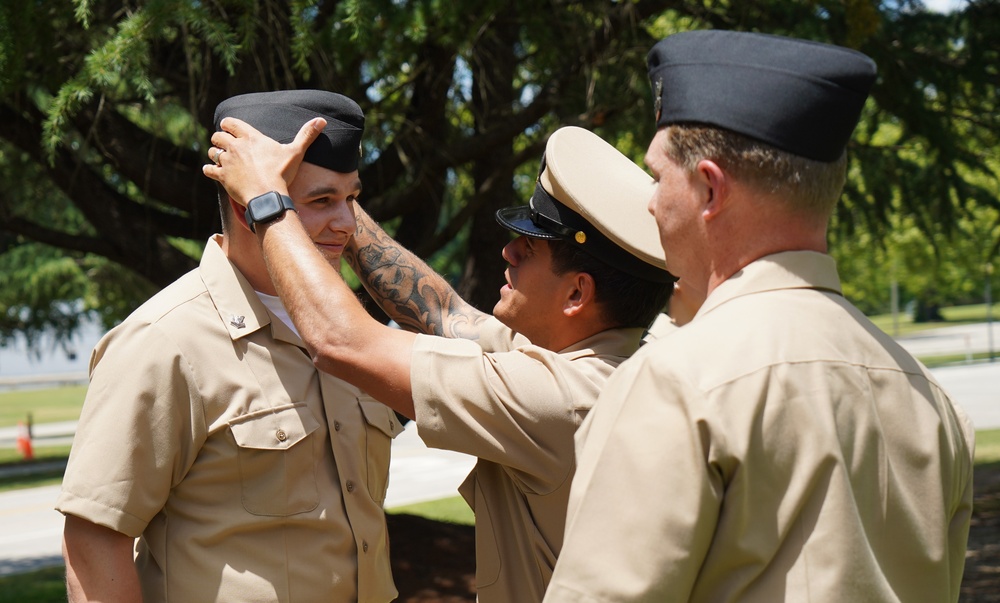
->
[245, 191, 296, 233]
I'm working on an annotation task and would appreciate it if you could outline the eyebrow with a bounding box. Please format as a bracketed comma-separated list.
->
[304, 179, 363, 198]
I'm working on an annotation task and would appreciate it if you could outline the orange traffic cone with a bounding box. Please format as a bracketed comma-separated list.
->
[16, 421, 33, 460]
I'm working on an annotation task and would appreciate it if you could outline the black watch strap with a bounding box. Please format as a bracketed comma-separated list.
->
[245, 192, 296, 233]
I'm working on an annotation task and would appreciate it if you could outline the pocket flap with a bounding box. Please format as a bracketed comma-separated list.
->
[230, 404, 320, 450]
[359, 397, 406, 439]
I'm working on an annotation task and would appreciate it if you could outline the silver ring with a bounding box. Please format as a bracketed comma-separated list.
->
[212, 147, 226, 165]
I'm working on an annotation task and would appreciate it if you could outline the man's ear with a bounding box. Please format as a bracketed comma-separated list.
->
[696, 159, 729, 222]
[230, 196, 252, 231]
[564, 272, 596, 317]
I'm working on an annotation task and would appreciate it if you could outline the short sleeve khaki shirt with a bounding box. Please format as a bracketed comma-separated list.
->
[410, 318, 645, 603]
[56, 236, 403, 603]
[546, 251, 975, 603]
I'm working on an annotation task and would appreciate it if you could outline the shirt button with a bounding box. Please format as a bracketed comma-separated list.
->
[334, 421, 341, 432]
[275, 429, 287, 442]
[346, 480, 354, 493]
[389, 420, 395, 430]
[362, 540, 369, 553]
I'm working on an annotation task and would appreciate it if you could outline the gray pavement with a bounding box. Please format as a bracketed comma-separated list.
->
[929, 362, 1000, 431]
[0, 321, 996, 577]
[894, 321, 999, 360]
[0, 422, 474, 577]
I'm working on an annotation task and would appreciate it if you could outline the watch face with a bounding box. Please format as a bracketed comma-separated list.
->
[252, 192, 283, 220]
[246, 192, 294, 232]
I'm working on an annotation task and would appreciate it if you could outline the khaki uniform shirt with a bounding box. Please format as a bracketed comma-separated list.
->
[643, 312, 680, 342]
[410, 318, 645, 603]
[56, 236, 403, 603]
[546, 251, 975, 603]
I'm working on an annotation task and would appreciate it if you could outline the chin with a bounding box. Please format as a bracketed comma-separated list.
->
[316, 248, 344, 267]
[492, 302, 517, 329]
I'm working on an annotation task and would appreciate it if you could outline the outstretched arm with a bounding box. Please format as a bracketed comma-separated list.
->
[203, 117, 416, 418]
[346, 206, 490, 339]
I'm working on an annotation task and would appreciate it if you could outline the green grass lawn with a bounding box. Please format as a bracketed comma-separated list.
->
[975, 428, 1000, 464]
[0, 566, 66, 603]
[0, 385, 86, 428]
[388, 495, 474, 525]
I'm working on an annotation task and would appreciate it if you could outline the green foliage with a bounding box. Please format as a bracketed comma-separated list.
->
[0, 0, 997, 343]
[831, 200, 999, 316]
[0, 566, 65, 603]
[0, 244, 91, 350]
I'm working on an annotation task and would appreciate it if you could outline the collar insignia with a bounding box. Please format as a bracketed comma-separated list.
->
[230, 315, 246, 329]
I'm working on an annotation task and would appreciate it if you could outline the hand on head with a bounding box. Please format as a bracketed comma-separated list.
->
[202, 117, 327, 206]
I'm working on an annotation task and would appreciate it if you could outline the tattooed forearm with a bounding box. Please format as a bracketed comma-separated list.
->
[347, 207, 489, 339]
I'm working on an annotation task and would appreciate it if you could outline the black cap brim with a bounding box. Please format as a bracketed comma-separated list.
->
[495, 206, 559, 239]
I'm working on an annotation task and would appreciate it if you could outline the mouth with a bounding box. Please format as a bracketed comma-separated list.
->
[316, 241, 347, 253]
[501, 269, 513, 292]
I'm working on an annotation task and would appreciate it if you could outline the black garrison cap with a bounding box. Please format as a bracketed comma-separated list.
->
[647, 30, 877, 162]
[214, 90, 364, 173]
[495, 127, 674, 284]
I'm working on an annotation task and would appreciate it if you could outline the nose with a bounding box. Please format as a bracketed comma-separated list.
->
[501, 236, 525, 266]
[326, 199, 357, 237]
[647, 187, 657, 216]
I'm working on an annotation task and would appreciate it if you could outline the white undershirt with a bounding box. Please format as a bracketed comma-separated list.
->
[255, 291, 300, 338]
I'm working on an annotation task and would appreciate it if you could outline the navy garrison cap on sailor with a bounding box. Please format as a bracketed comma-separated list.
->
[214, 90, 364, 173]
[647, 30, 877, 162]
[495, 127, 674, 284]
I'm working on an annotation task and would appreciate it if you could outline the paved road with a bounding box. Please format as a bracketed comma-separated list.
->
[0, 485, 63, 576]
[895, 321, 999, 359]
[926, 362, 1000, 432]
[0, 422, 475, 577]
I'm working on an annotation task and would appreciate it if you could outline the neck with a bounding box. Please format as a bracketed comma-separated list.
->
[222, 227, 277, 295]
[703, 198, 828, 297]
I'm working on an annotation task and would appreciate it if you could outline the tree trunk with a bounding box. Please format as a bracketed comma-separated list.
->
[459, 5, 520, 312]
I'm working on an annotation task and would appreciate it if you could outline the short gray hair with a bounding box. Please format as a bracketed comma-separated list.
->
[663, 124, 848, 218]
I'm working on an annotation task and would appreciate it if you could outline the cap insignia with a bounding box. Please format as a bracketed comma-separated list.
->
[654, 77, 663, 123]
[575, 231, 587, 244]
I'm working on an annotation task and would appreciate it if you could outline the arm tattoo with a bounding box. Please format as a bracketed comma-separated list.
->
[346, 212, 490, 339]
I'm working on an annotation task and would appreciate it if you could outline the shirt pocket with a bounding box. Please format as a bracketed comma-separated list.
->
[471, 475, 501, 588]
[358, 396, 405, 504]
[229, 403, 321, 516]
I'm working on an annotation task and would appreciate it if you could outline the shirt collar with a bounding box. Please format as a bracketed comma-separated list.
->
[558, 326, 646, 359]
[199, 235, 273, 341]
[696, 250, 843, 320]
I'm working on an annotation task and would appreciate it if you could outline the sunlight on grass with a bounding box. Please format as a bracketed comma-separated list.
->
[0, 386, 86, 428]
[975, 429, 1000, 465]
[387, 495, 474, 525]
